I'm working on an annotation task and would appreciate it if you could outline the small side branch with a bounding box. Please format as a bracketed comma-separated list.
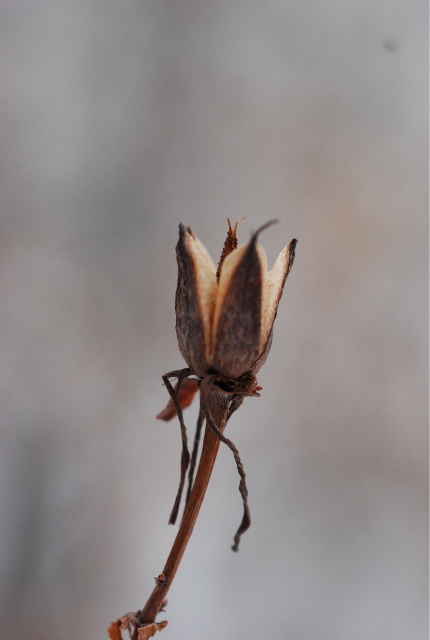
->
[161, 369, 191, 525]
[183, 406, 205, 514]
[204, 404, 251, 552]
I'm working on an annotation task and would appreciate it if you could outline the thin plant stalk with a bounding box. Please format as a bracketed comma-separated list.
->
[134, 385, 231, 633]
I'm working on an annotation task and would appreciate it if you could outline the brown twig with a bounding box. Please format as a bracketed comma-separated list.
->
[133, 383, 232, 636]
[161, 369, 191, 525]
[183, 405, 205, 512]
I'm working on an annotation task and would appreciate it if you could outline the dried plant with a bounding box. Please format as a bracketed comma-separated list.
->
[109, 220, 297, 639]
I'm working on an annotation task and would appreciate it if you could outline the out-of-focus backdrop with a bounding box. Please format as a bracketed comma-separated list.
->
[1, 2, 428, 639]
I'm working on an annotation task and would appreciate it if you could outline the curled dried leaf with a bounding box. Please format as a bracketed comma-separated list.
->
[137, 621, 168, 639]
[156, 378, 199, 421]
[108, 621, 123, 640]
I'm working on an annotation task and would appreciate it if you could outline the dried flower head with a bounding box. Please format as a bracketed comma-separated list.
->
[175, 219, 296, 382]
[158, 219, 297, 547]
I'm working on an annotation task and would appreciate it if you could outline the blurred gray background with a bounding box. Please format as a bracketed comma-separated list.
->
[0, 1, 428, 639]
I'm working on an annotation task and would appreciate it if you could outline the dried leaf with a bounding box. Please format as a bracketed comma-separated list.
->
[118, 611, 141, 631]
[108, 621, 123, 640]
[156, 378, 199, 421]
[137, 621, 168, 639]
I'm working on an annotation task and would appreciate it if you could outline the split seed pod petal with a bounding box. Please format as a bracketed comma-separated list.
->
[175, 225, 217, 378]
[211, 235, 265, 379]
[175, 221, 297, 381]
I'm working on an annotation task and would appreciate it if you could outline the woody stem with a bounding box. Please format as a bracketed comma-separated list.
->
[136, 384, 231, 630]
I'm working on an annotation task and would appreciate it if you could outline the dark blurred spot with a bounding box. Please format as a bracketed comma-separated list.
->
[382, 38, 400, 53]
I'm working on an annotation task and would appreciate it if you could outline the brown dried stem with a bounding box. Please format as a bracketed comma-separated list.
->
[161, 369, 191, 526]
[133, 383, 232, 635]
[184, 405, 205, 511]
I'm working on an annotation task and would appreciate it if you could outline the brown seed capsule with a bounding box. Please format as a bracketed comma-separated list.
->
[175, 220, 297, 381]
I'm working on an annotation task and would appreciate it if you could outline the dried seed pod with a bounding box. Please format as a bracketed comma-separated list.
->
[175, 221, 297, 381]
